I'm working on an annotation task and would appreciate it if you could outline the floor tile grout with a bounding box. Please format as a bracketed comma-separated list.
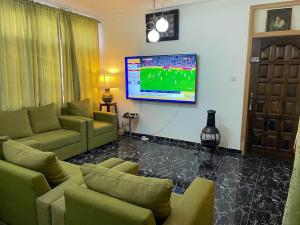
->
[244, 158, 263, 225]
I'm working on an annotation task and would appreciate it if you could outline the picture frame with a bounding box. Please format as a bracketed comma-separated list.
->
[145, 9, 179, 42]
[266, 8, 292, 32]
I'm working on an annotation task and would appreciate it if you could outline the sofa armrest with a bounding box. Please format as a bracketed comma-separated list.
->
[36, 175, 83, 225]
[0, 160, 50, 225]
[93, 111, 117, 125]
[58, 116, 86, 132]
[163, 177, 215, 225]
[65, 186, 156, 225]
[58, 116, 87, 152]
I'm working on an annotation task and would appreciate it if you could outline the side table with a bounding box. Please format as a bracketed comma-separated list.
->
[99, 102, 118, 113]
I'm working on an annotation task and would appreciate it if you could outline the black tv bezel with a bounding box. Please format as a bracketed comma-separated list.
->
[125, 53, 198, 104]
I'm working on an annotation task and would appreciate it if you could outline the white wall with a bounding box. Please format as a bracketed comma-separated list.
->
[99, 0, 289, 150]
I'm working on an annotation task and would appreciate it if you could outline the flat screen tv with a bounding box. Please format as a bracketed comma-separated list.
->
[125, 54, 197, 103]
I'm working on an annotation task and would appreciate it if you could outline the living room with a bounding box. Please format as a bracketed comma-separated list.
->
[0, 0, 299, 225]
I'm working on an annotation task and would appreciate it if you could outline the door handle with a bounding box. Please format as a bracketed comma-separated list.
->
[249, 92, 255, 111]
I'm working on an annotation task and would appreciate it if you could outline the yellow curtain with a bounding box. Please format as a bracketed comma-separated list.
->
[67, 12, 100, 110]
[0, 0, 37, 110]
[35, 3, 62, 109]
[0, 0, 62, 111]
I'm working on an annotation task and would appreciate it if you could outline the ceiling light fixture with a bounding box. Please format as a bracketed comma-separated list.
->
[147, 28, 160, 42]
[156, 15, 169, 32]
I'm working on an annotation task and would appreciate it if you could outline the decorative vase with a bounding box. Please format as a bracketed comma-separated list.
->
[102, 88, 113, 103]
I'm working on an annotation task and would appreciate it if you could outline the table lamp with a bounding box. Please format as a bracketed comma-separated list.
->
[99, 74, 114, 103]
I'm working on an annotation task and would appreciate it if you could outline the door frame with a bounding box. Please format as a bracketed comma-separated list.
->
[240, 1, 300, 155]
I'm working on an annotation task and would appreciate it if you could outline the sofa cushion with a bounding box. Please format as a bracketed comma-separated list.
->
[81, 164, 173, 221]
[67, 99, 93, 118]
[3, 140, 69, 187]
[93, 121, 114, 136]
[16, 138, 41, 150]
[0, 109, 33, 139]
[30, 129, 81, 151]
[28, 103, 61, 134]
[111, 161, 139, 175]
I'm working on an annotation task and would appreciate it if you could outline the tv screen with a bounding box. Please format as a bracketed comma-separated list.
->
[125, 54, 197, 103]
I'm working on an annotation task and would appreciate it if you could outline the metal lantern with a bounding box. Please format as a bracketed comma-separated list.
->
[200, 110, 221, 149]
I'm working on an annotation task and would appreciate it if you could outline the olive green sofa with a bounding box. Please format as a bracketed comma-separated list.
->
[64, 177, 215, 225]
[282, 124, 300, 225]
[0, 115, 87, 161]
[0, 157, 139, 225]
[61, 109, 118, 150]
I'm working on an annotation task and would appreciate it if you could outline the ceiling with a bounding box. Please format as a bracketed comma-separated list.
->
[41, 0, 214, 19]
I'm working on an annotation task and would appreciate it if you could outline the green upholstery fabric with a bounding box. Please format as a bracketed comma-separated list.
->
[67, 99, 93, 118]
[36, 162, 83, 225]
[282, 128, 300, 225]
[0, 160, 50, 225]
[17, 139, 41, 150]
[97, 157, 124, 168]
[81, 164, 173, 221]
[93, 121, 114, 136]
[0, 109, 33, 139]
[37, 159, 138, 225]
[29, 129, 81, 151]
[65, 185, 156, 225]
[51, 197, 65, 225]
[163, 177, 215, 225]
[28, 103, 62, 133]
[0, 221, 7, 225]
[111, 160, 139, 175]
[62, 111, 118, 150]
[1, 116, 87, 161]
[3, 140, 69, 187]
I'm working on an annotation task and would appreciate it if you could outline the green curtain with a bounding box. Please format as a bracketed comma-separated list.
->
[0, 0, 100, 111]
[0, 0, 62, 111]
[66, 12, 100, 110]
[34, 3, 62, 109]
[0, 0, 37, 111]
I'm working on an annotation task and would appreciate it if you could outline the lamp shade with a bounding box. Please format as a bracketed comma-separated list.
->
[148, 28, 160, 42]
[99, 74, 114, 89]
[156, 17, 169, 32]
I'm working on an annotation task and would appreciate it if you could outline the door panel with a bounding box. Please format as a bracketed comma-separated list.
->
[248, 37, 300, 158]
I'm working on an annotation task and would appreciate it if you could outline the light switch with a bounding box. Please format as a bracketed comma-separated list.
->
[230, 76, 237, 81]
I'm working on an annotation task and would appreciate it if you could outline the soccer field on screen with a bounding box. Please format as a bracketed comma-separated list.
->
[140, 67, 196, 92]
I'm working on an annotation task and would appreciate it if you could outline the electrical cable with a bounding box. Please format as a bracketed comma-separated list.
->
[141, 103, 181, 136]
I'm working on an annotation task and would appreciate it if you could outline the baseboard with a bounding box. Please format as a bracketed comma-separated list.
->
[128, 132, 241, 154]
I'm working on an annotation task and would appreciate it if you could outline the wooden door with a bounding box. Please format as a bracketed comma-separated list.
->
[248, 36, 300, 159]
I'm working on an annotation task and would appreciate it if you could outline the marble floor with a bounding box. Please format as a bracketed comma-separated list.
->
[67, 136, 293, 225]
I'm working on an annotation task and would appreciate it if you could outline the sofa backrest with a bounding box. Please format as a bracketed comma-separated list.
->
[0, 160, 51, 225]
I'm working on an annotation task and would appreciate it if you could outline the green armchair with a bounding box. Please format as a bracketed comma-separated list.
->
[64, 177, 215, 225]
[62, 110, 118, 150]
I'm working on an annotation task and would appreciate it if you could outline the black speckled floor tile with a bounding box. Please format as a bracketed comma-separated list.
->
[67, 136, 293, 225]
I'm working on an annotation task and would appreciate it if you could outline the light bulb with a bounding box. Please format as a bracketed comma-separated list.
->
[156, 17, 169, 32]
[147, 28, 160, 42]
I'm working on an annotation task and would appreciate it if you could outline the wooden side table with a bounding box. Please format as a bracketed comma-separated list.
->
[99, 102, 118, 113]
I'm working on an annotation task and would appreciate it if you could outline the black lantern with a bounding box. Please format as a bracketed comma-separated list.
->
[200, 110, 221, 150]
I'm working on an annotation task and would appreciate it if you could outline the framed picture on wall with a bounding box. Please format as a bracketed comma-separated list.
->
[146, 9, 179, 42]
[266, 8, 292, 32]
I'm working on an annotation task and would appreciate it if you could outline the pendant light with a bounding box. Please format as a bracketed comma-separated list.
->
[148, 28, 160, 42]
[156, 15, 169, 32]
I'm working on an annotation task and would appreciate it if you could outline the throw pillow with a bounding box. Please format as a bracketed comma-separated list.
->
[0, 109, 34, 139]
[81, 164, 173, 221]
[28, 103, 61, 133]
[3, 140, 69, 187]
[67, 99, 93, 118]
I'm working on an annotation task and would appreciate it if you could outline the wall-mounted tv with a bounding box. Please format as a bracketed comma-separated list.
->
[125, 54, 197, 104]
